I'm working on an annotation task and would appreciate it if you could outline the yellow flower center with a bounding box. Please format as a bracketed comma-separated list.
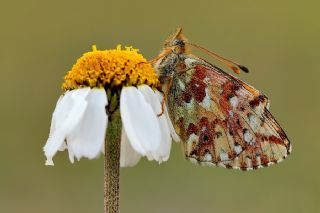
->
[62, 45, 159, 91]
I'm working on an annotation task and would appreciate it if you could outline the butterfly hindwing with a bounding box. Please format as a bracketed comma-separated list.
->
[166, 56, 291, 170]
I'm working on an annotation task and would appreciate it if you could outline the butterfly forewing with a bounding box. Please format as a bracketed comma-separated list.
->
[165, 57, 291, 170]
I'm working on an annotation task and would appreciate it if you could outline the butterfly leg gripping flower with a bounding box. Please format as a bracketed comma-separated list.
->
[43, 45, 179, 213]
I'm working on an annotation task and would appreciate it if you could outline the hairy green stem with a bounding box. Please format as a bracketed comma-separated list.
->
[104, 109, 121, 213]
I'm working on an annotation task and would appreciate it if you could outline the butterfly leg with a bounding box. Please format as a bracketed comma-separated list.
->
[158, 74, 173, 117]
[135, 48, 173, 69]
[149, 48, 173, 64]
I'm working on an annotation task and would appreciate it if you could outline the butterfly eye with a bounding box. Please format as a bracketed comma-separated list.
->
[172, 39, 185, 47]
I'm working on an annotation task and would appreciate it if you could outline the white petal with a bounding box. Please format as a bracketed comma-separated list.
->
[156, 91, 181, 142]
[43, 88, 90, 164]
[138, 85, 162, 115]
[45, 94, 71, 159]
[67, 145, 75, 164]
[158, 121, 171, 162]
[120, 87, 161, 158]
[138, 85, 172, 162]
[120, 129, 141, 167]
[66, 88, 108, 161]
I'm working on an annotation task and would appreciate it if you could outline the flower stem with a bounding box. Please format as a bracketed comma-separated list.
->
[104, 109, 121, 213]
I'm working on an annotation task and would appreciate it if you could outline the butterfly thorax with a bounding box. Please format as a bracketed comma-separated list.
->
[156, 53, 184, 81]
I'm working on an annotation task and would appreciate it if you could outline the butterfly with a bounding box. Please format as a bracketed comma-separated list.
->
[153, 28, 291, 171]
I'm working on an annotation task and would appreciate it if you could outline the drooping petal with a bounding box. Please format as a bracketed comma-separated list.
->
[67, 146, 75, 164]
[45, 94, 72, 164]
[120, 129, 141, 167]
[156, 91, 181, 142]
[66, 88, 108, 161]
[43, 88, 90, 165]
[120, 87, 161, 158]
[138, 85, 172, 162]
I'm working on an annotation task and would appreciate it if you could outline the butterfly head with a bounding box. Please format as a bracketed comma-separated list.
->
[164, 27, 190, 54]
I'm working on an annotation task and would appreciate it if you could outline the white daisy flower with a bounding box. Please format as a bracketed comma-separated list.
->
[43, 45, 179, 166]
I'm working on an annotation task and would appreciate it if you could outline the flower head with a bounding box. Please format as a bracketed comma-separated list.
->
[44, 45, 179, 166]
[62, 45, 159, 90]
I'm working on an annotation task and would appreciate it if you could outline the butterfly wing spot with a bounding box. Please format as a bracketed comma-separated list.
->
[200, 88, 212, 109]
[247, 113, 260, 130]
[219, 152, 229, 161]
[234, 144, 243, 154]
[243, 129, 254, 145]
[203, 152, 213, 162]
[229, 96, 239, 108]
[183, 98, 196, 111]
[184, 58, 198, 68]
[254, 155, 262, 168]
[186, 133, 199, 155]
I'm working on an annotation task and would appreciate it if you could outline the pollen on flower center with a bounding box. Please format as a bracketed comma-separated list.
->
[62, 45, 160, 90]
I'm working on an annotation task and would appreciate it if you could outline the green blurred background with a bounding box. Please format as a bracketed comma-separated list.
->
[1, 0, 319, 212]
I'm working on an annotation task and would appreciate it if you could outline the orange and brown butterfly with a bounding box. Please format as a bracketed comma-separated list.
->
[153, 28, 291, 171]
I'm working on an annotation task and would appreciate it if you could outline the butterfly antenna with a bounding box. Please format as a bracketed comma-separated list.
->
[187, 43, 249, 74]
